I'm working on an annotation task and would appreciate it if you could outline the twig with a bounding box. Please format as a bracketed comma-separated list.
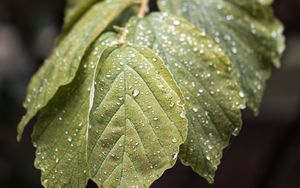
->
[138, 0, 149, 17]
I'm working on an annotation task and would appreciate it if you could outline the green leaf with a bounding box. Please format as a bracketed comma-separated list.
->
[63, 0, 139, 33]
[158, 0, 285, 114]
[32, 37, 188, 187]
[64, 0, 100, 31]
[125, 13, 245, 183]
[17, 0, 135, 141]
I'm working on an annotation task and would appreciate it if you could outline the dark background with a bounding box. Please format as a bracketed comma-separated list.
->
[0, 0, 299, 188]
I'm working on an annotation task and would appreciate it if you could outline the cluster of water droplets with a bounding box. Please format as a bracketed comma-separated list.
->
[124, 12, 249, 181]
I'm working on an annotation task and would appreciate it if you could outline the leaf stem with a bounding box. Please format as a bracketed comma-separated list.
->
[119, 28, 128, 44]
[138, 0, 149, 17]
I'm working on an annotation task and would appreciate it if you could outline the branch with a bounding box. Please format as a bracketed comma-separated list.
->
[138, 0, 149, 17]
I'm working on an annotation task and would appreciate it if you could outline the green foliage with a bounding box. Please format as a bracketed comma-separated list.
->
[158, 0, 285, 114]
[17, 0, 135, 141]
[125, 13, 245, 182]
[18, 0, 285, 187]
[32, 33, 187, 187]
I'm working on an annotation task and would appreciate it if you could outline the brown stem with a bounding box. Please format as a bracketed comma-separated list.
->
[138, 0, 149, 17]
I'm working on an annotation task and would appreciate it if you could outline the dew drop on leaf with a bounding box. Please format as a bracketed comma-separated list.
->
[172, 138, 177, 143]
[132, 89, 140, 97]
[192, 107, 198, 113]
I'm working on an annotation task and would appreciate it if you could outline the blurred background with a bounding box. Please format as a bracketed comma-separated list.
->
[0, 0, 299, 188]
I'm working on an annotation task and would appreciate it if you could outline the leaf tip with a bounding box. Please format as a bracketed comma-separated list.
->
[16, 115, 28, 142]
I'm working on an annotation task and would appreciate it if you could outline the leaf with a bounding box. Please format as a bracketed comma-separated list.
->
[63, 0, 139, 33]
[64, 0, 100, 31]
[125, 13, 245, 183]
[17, 0, 135, 141]
[32, 37, 188, 187]
[158, 0, 285, 114]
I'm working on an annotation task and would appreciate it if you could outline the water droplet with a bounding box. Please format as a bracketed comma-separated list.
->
[172, 138, 177, 143]
[67, 137, 72, 142]
[180, 111, 186, 118]
[43, 179, 48, 184]
[232, 128, 240, 136]
[131, 88, 140, 97]
[226, 15, 234, 21]
[173, 152, 178, 160]
[239, 91, 245, 98]
[173, 20, 180, 26]
[231, 47, 237, 54]
[192, 82, 196, 87]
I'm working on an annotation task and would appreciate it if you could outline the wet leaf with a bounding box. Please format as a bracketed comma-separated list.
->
[158, 0, 285, 114]
[17, 0, 135, 141]
[125, 13, 245, 183]
[32, 37, 188, 187]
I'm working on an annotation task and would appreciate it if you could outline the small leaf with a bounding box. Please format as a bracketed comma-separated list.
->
[256, 0, 273, 5]
[125, 13, 245, 183]
[63, 0, 139, 36]
[64, 0, 99, 31]
[158, 0, 285, 114]
[17, 0, 135, 141]
[32, 39, 188, 187]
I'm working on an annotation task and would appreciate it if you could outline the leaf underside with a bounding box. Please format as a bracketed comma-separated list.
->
[17, 0, 135, 141]
[158, 0, 285, 114]
[125, 13, 245, 183]
[32, 35, 188, 187]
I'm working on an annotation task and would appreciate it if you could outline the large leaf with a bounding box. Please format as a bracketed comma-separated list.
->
[125, 13, 245, 183]
[158, 0, 285, 114]
[17, 0, 135, 141]
[32, 38, 188, 187]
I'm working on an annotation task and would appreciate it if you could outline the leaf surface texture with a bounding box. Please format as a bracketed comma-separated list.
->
[32, 34, 188, 187]
[125, 13, 245, 182]
[158, 0, 285, 113]
[17, 0, 135, 140]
